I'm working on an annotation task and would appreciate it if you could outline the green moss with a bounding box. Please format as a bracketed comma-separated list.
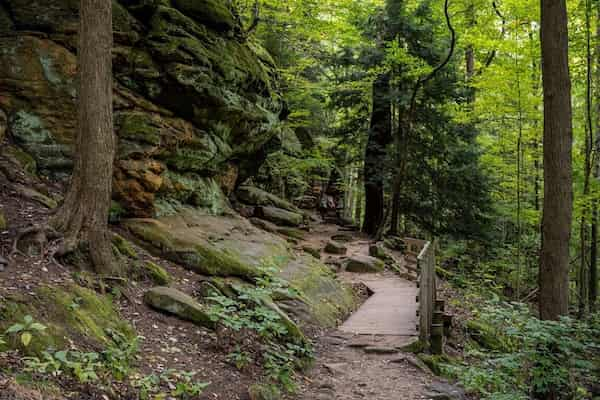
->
[116, 112, 161, 145]
[4, 145, 37, 176]
[467, 320, 508, 351]
[398, 339, 427, 354]
[180, 242, 263, 278]
[139, 261, 172, 285]
[170, 0, 236, 31]
[284, 258, 356, 327]
[0, 210, 6, 230]
[276, 228, 306, 240]
[125, 219, 178, 251]
[0, 284, 134, 356]
[417, 354, 452, 376]
[109, 201, 127, 223]
[111, 234, 138, 259]
[125, 219, 262, 279]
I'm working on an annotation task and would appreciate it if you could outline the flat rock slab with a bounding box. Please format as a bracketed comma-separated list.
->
[340, 275, 418, 336]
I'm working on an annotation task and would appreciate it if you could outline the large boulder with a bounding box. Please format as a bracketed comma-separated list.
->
[345, 255, 385, 273]
[125, 208, 356, 328]
[255, 206, 303, 227]
[236, 186, 301, 213]
[144, 286, 214, 329]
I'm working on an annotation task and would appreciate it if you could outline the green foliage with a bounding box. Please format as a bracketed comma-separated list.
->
[5, 315, 47, 348]
[444, 302, 600, 399]
[131, 369, 210, 400]
[22, 329, 139, 384]
[205, 266, 313, 392]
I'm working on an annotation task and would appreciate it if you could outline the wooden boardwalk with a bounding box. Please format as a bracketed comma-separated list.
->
[340, 274, 418, 336]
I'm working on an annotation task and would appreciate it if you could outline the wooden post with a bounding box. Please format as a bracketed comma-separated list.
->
[431, 324, 444, 355]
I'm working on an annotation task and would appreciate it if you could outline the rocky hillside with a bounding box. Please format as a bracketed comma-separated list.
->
[0, 0, 287, 218]
[0, 0, 354, 342]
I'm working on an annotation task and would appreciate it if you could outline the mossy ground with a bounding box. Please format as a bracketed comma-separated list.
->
[0, 284, 134, 356]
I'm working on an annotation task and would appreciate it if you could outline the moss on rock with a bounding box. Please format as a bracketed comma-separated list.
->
[111, 233, 138, 259]
[466, 319, 508, 351]
[131, 261, 172, 285]
[144, 286, 214, 329]
[124, 218, 262, 279]
[0, 284, 134, 355]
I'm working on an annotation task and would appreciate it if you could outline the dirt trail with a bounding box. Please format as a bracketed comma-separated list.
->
[292, 224, 454, 400]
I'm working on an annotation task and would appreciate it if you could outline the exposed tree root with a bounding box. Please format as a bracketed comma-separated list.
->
[9, 224, 70, 270]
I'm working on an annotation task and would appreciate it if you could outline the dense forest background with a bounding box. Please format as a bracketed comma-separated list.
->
[245, 0, 599, 312]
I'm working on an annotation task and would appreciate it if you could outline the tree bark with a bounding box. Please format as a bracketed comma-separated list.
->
[362, 73, 392, 235]
[51, 0, 117, 275]
[538, 0, 573, 321]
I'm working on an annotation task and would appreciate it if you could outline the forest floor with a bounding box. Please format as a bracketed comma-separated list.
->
[0, 167, 463, 399]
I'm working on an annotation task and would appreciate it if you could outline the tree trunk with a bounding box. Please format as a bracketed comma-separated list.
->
[51, 0, 117, 275]
[538, 0, 573, 321]
[591, 2, 600, 311]
[363, 73, 392, 235]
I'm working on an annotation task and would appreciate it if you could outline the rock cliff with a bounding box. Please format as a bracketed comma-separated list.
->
[0, 0, 286, 217]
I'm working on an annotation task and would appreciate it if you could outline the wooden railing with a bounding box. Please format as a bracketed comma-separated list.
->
[414, 239, 446, 353]
[417, 241, 435, 340]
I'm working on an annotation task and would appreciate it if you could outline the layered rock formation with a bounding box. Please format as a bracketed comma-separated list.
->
[0, 0, 355, 330]
[0, 0, 286, 217]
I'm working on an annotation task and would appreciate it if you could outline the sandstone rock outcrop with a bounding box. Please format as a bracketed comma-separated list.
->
[0, 0, 287, 217]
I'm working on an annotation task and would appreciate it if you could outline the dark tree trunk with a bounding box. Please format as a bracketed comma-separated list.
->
[362, 73, 392, 236]
[51, 0, 117, 275]
[538, 0, 573, 322]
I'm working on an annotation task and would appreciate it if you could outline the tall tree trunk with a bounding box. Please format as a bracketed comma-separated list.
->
[51, 0, 117, 275]
[538, 0, 573, 321]
[363, 73, 392, 235]
[591, 2, 600, 311]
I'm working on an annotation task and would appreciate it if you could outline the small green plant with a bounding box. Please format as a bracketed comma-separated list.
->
[23, 351, 63, 377]
[171, 371, 210, 399]
[205, 268, 313, 393]
[132, 369, 209, 399]
[24, 350, 100, 383]
[5, 315, 47, 347]
[102, 328, 139, 380]
[227, 346, 254, 370]
[131, 373, 161, 400]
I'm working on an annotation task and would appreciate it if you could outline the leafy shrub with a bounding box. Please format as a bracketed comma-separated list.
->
[444, 302, 599, 400]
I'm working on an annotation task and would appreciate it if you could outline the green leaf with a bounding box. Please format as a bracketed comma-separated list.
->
[21, 332, 32, 347]
[29, 323, 47, 332]
[6, 323, 25, 334]
[23, 315, 33, 325]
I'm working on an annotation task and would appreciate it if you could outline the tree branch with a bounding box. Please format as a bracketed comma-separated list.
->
[407, 0, 456, 120]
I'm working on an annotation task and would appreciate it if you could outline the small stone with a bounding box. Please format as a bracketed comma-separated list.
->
[425, 383, 467, 400]
[144, 287, 214, 329]
[302, 246, 321, 259]
[323, 362, 347, 376]
[331, 233, 353, 242]
[324, 241, 347, 255]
